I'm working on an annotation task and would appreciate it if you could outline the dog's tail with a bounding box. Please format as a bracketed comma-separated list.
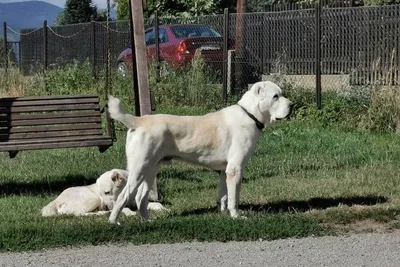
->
[41, 201, 58, 217]
[107, 95, 138, 129]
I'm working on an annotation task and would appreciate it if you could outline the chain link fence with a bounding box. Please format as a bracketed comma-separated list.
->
[1, 4, 400, 103]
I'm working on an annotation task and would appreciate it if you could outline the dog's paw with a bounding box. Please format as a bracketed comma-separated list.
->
[230, 211, 247, 220]
[108, 218, 120, 225]
[140, 218, 154, 224]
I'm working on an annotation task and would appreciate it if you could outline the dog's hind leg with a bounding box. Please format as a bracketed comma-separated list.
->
[217, 171, 228, 212]
[135, 165, 159, 221]
[149, 177, 159, 201]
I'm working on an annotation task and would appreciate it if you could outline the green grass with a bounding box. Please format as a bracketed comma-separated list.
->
[1, 109, 400, 251]
[1, 62, 400, 251]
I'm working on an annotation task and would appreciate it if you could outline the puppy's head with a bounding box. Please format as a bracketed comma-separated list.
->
[238, 81, 293, 123]
[96, 169, 128, 210]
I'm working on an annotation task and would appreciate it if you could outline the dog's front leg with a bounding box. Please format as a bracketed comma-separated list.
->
[109, 169, 146, 224]
[225, 165, 243, 218]
[217, 171, 228, 212]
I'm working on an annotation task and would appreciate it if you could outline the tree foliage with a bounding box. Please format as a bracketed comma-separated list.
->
[56, 0, 106, 25]
[113, 0, 236, 20]
[113, 0, 400, 20]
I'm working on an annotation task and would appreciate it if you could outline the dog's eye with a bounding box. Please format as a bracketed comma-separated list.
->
[104, 191, 110, 195]
[273, 94, 279, 100]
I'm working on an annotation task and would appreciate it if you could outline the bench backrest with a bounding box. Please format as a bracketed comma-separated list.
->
[0, 94, 107, 143]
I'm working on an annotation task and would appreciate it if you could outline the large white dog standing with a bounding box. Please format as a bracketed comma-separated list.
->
[107, 81, 293, 224]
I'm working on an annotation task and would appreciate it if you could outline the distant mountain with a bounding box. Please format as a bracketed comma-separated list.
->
[0, 1, 62, 29]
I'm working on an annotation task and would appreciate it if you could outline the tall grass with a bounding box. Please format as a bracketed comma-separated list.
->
[149, 51, 222, 109]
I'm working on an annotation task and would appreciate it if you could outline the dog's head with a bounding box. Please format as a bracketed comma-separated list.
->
[95, 169, 128, 210]
[238, 81, 293, 124]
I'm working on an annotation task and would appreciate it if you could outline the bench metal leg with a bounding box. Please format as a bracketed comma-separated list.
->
[98, 145, 111, 153]
[8, 151, 18, 158]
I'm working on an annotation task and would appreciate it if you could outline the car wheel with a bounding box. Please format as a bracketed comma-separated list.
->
[117, 62, 128, 77]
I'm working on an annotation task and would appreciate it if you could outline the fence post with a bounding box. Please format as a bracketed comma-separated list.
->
[315, 1, 322, 109]
[3, 22, 8, 73]
[43, 20, 48, 72]
[154, 11, 160, 80]
[222, 8, 229, 104]
[91, 17, 96, 79]
[18, 41, 21, 72]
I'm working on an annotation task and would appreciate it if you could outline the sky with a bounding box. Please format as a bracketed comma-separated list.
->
[0, 0, 107, 9]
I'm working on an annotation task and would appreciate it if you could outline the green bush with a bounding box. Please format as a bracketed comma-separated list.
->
[284, 84, 400, 133]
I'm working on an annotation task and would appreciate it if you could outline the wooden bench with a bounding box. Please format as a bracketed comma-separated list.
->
[0, 94, 114, 158]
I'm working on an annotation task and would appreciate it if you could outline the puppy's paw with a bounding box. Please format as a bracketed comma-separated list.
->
[148, 202, 169, 212]
[121, 207, 137, 217]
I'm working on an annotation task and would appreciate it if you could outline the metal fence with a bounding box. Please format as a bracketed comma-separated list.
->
[1, 4, 400, 100]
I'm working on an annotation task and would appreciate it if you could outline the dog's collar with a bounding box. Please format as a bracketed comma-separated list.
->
[238, 105, 265, 130]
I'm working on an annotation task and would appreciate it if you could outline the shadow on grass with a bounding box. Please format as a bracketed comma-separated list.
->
[180, 195, 388, 216]
[0, 175, 97, 196]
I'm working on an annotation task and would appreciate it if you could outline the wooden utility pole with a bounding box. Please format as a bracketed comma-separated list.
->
[128, 0, 158, 201]
[129, 0, 151, 116]
[235, 0, 247, 92]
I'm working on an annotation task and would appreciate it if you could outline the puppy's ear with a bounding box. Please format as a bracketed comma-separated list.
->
[111, 172, 122, 183]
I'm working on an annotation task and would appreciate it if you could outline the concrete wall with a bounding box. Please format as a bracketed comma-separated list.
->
[261, 74, 351, 92]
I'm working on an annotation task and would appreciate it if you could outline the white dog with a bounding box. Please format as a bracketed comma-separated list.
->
[107, 81, 293, 224]
[41, 169, 167, 217]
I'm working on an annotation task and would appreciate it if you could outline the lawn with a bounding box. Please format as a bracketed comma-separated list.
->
[1, 105, 400, 252]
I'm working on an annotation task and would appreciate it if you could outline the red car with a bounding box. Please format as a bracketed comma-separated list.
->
[117, 24, 227, 76]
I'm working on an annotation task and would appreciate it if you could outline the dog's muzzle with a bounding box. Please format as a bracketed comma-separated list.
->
[276, 103, 294, 120]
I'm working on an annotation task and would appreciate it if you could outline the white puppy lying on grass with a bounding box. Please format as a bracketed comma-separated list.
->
[41, 169, 167, 217]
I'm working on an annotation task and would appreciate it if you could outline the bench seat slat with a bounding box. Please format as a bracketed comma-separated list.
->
[0, 135, 110, 146]
[0, 138, 113, 152]
[0, 103, 100, 113]
[0, 129, 103, 140]
[0, 111, 100, 121]
[0, 124, 102, 134]
[0, 116, 101, 127]
[0, 97, 99, 107]
[0, 94, 99, 102]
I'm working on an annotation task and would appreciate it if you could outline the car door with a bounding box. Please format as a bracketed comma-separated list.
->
[146, 27, 172, 62]
[145, 28, 156, 60]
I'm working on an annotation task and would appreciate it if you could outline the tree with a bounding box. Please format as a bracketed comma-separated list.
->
[56, 0, 101, 25]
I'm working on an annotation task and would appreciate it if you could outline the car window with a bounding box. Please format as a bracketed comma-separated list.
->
[145, 29, 155, 45]
[159, 28, 168, 43]
[146, 28, 169, 45]
[170, 26, 221, 38]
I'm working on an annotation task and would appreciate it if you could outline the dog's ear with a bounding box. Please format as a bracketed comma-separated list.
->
[111, 172, 122, 183]
[250, 82, 266, 99]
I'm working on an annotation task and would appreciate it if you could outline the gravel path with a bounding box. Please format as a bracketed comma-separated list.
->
[1, 233, 400, 267]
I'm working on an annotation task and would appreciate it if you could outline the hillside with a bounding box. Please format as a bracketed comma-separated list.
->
[0, 1, 62, 29]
